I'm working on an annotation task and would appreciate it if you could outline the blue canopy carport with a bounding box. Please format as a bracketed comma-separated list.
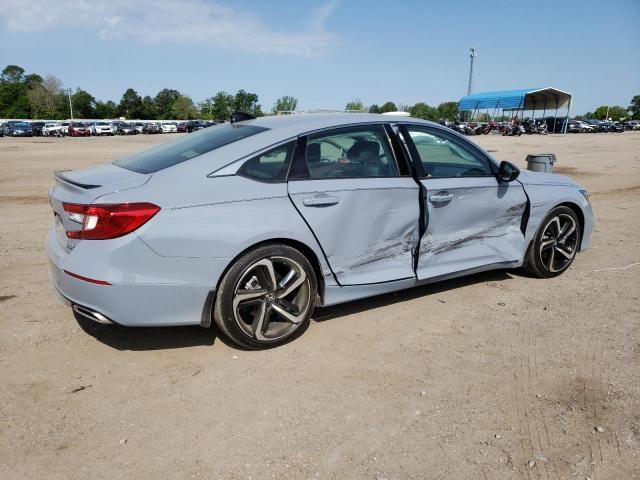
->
[458, 87, 572, 133]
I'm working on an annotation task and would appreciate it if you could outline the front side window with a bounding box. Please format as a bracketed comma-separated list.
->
[115, 124, 269, 174]
[404, 126, 493, 178]
[238, 142, 295, 182]
[304, 125, 398, 179]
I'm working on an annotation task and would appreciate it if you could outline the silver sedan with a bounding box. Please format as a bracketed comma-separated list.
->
[47, 114, 594, 349]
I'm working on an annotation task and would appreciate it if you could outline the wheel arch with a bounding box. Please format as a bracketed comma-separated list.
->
[202, 237, 325, 328]
[523, 200, 587, 264]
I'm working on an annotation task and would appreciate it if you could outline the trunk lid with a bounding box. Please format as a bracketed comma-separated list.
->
[49, 163, 151, 249]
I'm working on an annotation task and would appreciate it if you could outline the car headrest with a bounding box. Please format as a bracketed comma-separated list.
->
[347, 141, 379, 161]
[307, 143, 321, 163]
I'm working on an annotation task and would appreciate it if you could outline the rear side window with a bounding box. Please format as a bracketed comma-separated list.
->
[238, 142, 295, 182]
[114, 124, 269, 173]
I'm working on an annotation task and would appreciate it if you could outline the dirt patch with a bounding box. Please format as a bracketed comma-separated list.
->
[554, 165, 597, 178]
[0, 133, 639, 479]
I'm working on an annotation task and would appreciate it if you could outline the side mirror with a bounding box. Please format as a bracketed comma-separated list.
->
[497, 161, 520, 182]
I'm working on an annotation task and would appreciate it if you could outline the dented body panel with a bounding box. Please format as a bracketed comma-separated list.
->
[288, 177, 419, 285]
[417, 177, 528, 279]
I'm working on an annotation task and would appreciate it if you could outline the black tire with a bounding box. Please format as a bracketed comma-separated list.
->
[523, 206, 581, 278]
[213, 244, 317, 350]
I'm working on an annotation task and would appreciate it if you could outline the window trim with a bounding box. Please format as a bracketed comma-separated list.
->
[207, 136, 298, 177]
[399, 123, 499, 180]
[236, 140, 296, 184]
[288, 123, 401, 181]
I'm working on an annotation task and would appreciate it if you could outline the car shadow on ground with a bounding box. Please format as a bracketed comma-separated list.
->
[74, 314, 221, 351]
[75, 269, 516, 351]
[313, 269, 515, 322]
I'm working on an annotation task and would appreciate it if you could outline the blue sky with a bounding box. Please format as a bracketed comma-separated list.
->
[0, 0, 638, 114]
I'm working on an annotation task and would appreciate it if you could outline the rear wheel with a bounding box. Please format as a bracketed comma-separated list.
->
[524, 206, 581, 278]
[213, 244, 317, 350]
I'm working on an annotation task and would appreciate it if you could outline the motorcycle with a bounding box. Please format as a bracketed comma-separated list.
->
[502, 122, 522, 136]
[536, 119, 548, 135]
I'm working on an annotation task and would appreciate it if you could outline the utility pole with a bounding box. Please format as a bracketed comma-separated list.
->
[467, 48, 477, 96]
[67, 89, 74, 120]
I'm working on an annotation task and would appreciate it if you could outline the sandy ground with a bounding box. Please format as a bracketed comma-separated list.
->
[0, 131, 639, 480]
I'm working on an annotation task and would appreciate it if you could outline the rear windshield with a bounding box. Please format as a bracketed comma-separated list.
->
[114, 124, 268, 174]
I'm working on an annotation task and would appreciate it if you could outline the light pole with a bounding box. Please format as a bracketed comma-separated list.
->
[67, 89, 74, 120]
[467, 48, 477, 96]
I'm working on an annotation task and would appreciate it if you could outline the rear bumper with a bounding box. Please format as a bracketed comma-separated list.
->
[46, 226, 229, 327]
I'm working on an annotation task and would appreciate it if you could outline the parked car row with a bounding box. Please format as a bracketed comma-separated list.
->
[0, 119, 218, 137]
[540, 117, 632, 134]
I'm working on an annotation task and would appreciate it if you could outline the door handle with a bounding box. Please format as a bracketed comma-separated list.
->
[302, 194, 340, 207]
[429, 192, 454, 203]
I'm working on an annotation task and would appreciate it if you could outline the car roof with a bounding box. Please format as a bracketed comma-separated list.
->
[245, 113, 432, 137]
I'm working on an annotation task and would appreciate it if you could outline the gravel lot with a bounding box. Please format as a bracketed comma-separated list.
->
[1, 131, 639, 479]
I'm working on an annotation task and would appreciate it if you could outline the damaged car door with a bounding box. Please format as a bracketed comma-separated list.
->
[288, 124, 420, 285]
[401, 125, 527, 280]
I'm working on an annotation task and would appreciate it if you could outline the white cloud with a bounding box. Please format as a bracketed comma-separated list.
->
[0, 0, 339, 55]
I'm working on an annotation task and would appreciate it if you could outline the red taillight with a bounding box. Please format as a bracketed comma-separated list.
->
[63, 270, 112, 285]
[62, 202, 160, 240]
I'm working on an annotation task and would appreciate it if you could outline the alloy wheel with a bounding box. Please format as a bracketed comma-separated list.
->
[538, 213, 579, 273]
[232, 256, 312, 342]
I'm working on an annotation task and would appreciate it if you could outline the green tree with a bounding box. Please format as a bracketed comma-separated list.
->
[409, 102, 437, 120]
[171, 95, 198, 120]
[118, 88, 143, 119]
[233, 89, 262, 116]
[368, 104, 381, 114]
[1, 65, 25, 83]
[345, 99, 363, 111]
[272, 95, 298, 114]
[208, 91, 234, 121]
[154, 88, 181, 119]
[629, 95, 640, 120]
[71, 89, 96, 118]
[140, 96, 158, 120]
[0, 64, 30, 118]
[95, 100, 118, 119]
[379, 101, 397, 113]
[436, 101, 458, 121]
[594, 105, 627, 121]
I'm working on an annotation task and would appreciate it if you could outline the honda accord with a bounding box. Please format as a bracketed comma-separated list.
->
[47, 114, 594, 349]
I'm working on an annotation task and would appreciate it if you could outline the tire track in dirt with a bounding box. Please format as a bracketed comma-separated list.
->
[511, 312, 566, 480]
[576, 333, 632, 479]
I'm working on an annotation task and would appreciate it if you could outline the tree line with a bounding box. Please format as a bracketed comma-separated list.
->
[2, 64, 639, 122]
[345, 99, 459, 121]
[0, 64, 296, 121]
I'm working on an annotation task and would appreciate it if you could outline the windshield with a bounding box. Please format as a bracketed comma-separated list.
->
[14, 122, 30, 128]
[114, 123, 269, 173]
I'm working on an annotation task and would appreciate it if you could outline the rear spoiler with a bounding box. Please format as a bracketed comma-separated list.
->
[54, 171, 101, 190]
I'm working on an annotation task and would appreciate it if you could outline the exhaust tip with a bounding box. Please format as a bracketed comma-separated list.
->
[72, 304, 114, 325]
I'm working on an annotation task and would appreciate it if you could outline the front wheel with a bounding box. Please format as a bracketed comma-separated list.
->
[523, 206, 581, 278]
[213, 244, 317, 350]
